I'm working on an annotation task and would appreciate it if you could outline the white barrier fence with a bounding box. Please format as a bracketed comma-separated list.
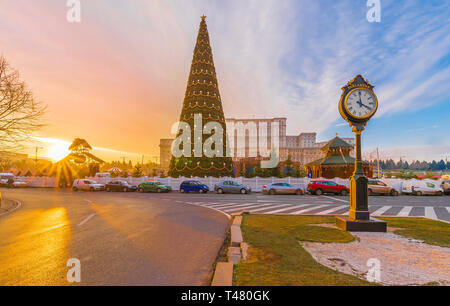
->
[82, 176, 444, 193]
[11, 176, 57, 188]
[11, 176, 444, 193]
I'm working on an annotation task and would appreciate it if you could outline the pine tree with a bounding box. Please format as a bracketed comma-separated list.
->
[169, 16, 233, 178]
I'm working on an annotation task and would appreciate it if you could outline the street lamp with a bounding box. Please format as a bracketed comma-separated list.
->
[35, 147, 43, 164]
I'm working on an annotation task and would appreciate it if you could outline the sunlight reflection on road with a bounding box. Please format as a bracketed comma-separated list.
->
[0, 207, 71, 285]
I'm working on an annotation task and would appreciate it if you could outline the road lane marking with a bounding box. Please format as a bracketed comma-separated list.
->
[181, 201, 231, 219]
[371, 206, 392, 216]
[398, 206, 413, 217]
[78, 214, 96, 226]
[321, 195, 350, 203]
[425, 207, 437, 220]
[291, 205, 328, 215]
[316, 205, 349, 215]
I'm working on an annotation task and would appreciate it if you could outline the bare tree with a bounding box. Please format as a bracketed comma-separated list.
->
[0, 55, 46, 150]
[0, 157, 12, 171]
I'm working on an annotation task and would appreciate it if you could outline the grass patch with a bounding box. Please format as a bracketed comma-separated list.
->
[234, 215, 372, 286]
[378, 217, 450, 248]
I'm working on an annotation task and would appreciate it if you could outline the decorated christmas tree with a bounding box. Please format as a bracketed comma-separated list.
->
[168, 16, 234, 178]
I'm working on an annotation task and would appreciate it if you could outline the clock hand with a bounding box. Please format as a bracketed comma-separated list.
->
[361, 103, 372, 110]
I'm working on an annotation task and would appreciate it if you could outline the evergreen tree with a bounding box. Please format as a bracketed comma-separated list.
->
[133, 164, 143, 178]
[284, 155, 294, 177]
[437, 160, 445, 171]
[169, 16, 233, 178]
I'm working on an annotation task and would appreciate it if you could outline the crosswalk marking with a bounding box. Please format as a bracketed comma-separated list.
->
[397, 206, 413, 217]
[204, 202, 256, 209]
[202, 202, 243, 208]
[371, 206, 392, 216]
[316, 205, 349, 215]
[321, 195, 350, 203]
[292, 205, 329, 215]
[223, 203, 275, 213]
[425, 207, 438, 220]
[182, 200, 449, 222]
[266, 204, 311, 214]
[250, 204, 293, 213]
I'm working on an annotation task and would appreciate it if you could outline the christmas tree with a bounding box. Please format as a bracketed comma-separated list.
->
[168, 16, 234, 178]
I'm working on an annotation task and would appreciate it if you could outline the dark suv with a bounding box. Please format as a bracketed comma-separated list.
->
[307, 180, 350, 196]
[179, 181, 209, 193]
[105, 181, 137, 192]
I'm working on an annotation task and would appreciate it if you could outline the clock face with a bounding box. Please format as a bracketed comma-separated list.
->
[345, 88, 377, 119]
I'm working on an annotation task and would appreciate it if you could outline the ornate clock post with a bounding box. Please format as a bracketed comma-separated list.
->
[335, 75, 387, 232]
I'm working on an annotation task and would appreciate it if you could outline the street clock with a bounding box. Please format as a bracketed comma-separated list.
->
[339, 75, 378, 128]
[335, 74, 386, 233]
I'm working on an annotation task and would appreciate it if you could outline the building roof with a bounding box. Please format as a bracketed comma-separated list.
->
[305, 155, 355, 166]
[322, 136, 353, 150]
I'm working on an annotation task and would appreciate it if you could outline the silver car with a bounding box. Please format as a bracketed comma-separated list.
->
[214, 181, 251, 194]
[262, 183, 304, 195]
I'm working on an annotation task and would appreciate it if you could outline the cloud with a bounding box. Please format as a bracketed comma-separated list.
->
[366, 144, 450, 162]
[0, 0, 448, 159]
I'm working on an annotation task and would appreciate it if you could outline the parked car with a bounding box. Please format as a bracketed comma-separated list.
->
[368, 180, 399, 196]
[72, 179, 105, 191]
[138, 182, 172, 193]
[179, 181, 209, 193]
[402, 181, 443, 196]
[0, 173, 14, 186]
[215, 181, 251, 194]
[105, 181, 137, 192]
[441, 180, 450, 195]
[262, 183, 304, 195]
[11, 179, 28, 188]
[307, 180, 350, 196]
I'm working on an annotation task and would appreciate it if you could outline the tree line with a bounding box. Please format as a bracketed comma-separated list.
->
[378, 159, 449, 171]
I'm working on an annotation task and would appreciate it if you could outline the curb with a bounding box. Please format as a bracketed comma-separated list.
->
[0, 199, 22, 217]
[211, 213, 246, 286]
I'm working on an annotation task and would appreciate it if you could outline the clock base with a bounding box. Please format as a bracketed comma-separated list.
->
[335, 216, 387, 232]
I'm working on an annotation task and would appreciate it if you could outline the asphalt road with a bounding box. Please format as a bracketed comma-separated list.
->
[130, 191, 450, 221]
[0, 189, 448, 286]
[0, 188, 229, 286]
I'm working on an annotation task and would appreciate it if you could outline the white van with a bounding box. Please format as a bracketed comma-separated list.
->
[402, 180, 444, 196]
[72, 179, 105, 191]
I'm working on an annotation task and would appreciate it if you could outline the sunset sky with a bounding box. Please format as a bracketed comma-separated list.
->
[0, 0, 449, 162]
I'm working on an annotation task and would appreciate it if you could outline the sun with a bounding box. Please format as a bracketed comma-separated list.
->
[47, 144, 70, 161]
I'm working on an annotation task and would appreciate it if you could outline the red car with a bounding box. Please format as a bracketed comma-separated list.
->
[307, 180, 350, 196]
